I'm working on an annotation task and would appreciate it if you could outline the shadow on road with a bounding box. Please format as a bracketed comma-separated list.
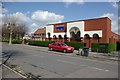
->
[2, 50, 27, 58]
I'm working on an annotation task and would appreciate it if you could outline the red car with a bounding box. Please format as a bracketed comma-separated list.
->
[48, 42, 74, 53]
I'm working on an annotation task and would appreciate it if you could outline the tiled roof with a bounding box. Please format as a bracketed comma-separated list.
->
[31, 33, 34, 36]
[34, 28, 45, 34]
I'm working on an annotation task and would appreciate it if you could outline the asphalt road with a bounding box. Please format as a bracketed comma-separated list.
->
[2, 42, 118, 78]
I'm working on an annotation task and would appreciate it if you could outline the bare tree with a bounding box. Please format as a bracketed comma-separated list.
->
[1, 3, 28, 41]
[1, 14, 28, 40]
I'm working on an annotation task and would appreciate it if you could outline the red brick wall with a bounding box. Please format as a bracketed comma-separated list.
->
[84, 17, 110, 43]
[84, 17, 112, 47]
[109, 32, 120, 43]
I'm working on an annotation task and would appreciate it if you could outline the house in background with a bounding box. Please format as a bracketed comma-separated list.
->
[32, 27, 46, 40]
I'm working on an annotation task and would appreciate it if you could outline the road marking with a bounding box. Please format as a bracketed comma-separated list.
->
[89, 66, 109, 72]
[46, 51, 117, 65]
[33, 55, 44, 58]
[57, 59, 110, 72]
[27, 52, 45, 58]
[57, 59, 76, 65]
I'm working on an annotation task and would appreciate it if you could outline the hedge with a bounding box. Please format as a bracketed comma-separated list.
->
[28, 40, 86, 50]
[1, 39, 22, 44]
[91, 43, 116, 53]
[66, 42, 86, 50]
[28, 40, 52, 47]
[1, 39, 9, 42]
[91, 43, 99, 52]
[12, 39, 22, 44]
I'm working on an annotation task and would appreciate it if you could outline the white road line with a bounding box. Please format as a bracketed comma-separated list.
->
[3, 64, 27, 78]
[33, 55, 44, 58]
[57, 59, 110, 72]
[89, 66, 109, 72]
[57, 59, 77, 65]
[27, 52, 45, 58]
[46, 51, 117, 65]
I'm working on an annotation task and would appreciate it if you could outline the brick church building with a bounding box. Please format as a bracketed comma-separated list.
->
[45, 17, 120, 47]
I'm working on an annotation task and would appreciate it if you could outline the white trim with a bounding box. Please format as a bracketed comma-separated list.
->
[45, 25, 54, 38]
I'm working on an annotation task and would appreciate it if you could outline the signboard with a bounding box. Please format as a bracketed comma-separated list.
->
[54, 23, 67, 33]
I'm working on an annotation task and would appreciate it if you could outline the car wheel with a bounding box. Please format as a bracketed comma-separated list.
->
[49, 48, 53, 51]
[63, 49, 67, 53]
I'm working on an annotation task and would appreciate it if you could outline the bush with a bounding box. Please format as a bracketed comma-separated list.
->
[1, 39, 9, 43]
[1, 39, 22, 44]
[12, 39, 22, 44]
[91, 43, 116, 53]
[28, 40, 86, 49]
[91, 43, 99, 52]
[66, 42, 86, 50]
[28, 40, 52, 47]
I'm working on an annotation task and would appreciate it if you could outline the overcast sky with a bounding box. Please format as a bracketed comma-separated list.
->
[1, 0, 119, 34]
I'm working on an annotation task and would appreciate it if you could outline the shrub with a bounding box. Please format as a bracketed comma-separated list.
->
[91, 43, 99, 52]
[12, 39, 22, 44]
[28, 40, 86, 49]
[107, 43, 116, 52]
[66, 42, 86, 50]
[2, 39, 9, 43]
[28, 40, 52, 47]
[1, 39, 22, 44]
[91, 43, 116, 53]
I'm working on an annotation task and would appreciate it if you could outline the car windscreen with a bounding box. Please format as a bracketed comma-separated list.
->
[52, 43, 56, 46]
[61, 43, 67, 46]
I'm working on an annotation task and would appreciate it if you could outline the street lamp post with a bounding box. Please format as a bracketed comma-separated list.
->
[9, 27, 12, 45]
[7, 23, 13, 45]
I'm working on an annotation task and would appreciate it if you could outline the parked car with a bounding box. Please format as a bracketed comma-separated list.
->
[48, 42, 74, 53]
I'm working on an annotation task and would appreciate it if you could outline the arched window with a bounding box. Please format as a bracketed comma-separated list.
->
[76, 31, 81, 39]
[93, 33, 99, 42]
[69, 27, 81, 41]
[47, 32, 51, 41]
[84, 34, 91, 47]
[64, 34, 67, 39]
[58, 35, 62, 39]
[70, 31, 75, 40]
[47, 32, 50, 38]
[84, 34, 90, 40]
[53, 35, 57, 39]
[64, 34, 67, 43]
[93, 33, 99, 39]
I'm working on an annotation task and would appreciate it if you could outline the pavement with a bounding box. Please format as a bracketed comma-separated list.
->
[74, 50, 119, 61]
[87, 51, 119, 61]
